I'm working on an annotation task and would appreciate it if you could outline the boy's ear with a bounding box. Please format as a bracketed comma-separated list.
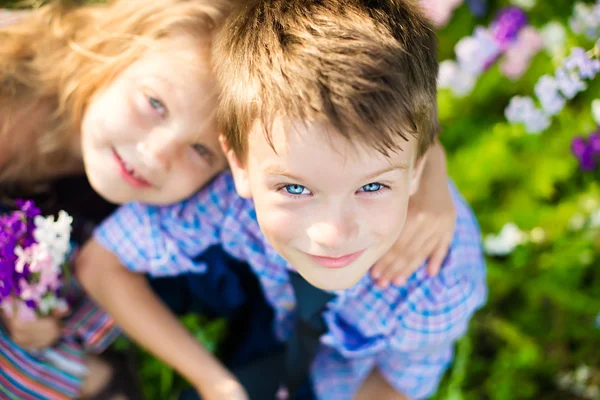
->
[219, 134, 252, 199]
[408, 150, 429, 197]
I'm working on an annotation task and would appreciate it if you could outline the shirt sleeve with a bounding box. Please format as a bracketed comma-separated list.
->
[92, 173, 236, 277]
[377, 207, 487, 399]
[62, 297, 121, 354]
[60, 277, 121, 354]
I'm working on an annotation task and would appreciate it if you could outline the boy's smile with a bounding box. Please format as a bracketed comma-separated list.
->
[305, 249, 366, 269]
[226, 118, 428, 290]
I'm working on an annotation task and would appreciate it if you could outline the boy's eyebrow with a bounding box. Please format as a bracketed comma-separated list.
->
[263, 163, 409, 182]
[263, 165, 306, 182]
[362, 163, 410, 181]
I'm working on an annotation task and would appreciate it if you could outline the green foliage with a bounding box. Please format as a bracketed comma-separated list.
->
[432, 2, 600, 399]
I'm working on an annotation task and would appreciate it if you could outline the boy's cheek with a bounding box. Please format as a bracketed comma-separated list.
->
[257, 209, 300, 247]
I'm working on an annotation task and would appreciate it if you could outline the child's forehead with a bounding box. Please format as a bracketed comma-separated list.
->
[246, 117, 416, 180]
[248, 116, 416, 161]
[140, 34, 211, 66]
[127, 35, 213, 82]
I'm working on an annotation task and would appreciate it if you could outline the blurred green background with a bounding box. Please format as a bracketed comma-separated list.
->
[2, 0, 600, 399]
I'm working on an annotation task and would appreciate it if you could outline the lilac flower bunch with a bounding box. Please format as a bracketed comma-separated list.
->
[505, 44, 600, 134]
[569, 1, 600, 41]
[0, 201, 72, 320]
[439, 7, 540, 96]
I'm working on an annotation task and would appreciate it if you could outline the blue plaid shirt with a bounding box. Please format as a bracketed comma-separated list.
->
[94, 171, 487, 399]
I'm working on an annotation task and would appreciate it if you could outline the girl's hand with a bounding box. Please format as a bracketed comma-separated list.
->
[371, 140, 456, 288]
[1, 309, 69, 350]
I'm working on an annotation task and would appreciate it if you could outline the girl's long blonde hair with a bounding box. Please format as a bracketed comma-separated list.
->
[0, 0, 232, 184]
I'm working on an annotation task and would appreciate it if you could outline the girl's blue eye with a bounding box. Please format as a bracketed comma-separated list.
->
[360, 183, 382, 192]
[191, 144, 211, 159]
[148, 97, 167, 115]
[285, 184, 309, 195]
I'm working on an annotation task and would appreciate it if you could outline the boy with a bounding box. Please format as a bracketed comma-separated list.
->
[79, 0, 486, 398]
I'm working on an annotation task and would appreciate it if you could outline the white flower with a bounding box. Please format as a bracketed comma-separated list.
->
[505, 96, 537, 124]
[557, 372, 574, 390]
[33, 211, 73, 267]
[484, 223, 527, 256]
[534, 75, 566, 116]
[569, 213, 586, 230]
[569, 2, 600, 40]
[38, 294, 56, 315]
[505, 96, 552, 134]
[555, 68, 587, 99]
[589, 209, 600, 228]
[455, 27, 501, 75]
[540, 21, 567, 58]
[438, 60, 477, 97]
[592, 99, 600, 125]
[13, 244, 53, 274]
[574, 365, 591, 384]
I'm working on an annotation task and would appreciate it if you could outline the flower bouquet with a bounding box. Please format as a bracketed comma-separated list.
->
[0, 200, 73, 321]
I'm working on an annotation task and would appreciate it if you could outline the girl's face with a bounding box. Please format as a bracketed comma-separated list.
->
[81, 34, 227, 205]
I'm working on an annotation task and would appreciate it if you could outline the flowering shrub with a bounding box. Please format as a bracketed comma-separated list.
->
[435, 2, 600, 399]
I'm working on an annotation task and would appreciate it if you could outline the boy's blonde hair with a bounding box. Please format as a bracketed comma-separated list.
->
[214, 0, 440, 165]
[0, 0, 231, 184]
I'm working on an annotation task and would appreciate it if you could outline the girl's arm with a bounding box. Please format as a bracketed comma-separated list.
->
[77, 238, 248, 400]
[370, 139, 456, 288]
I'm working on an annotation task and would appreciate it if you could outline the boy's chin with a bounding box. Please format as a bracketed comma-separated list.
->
[295, 265, 367, 291]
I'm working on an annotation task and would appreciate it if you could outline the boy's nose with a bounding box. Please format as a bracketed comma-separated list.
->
[306, 213, 359, 252]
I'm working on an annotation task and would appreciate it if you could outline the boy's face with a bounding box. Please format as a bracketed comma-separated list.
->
[225, 118, 427, 290]
[81, 34, 227, 205]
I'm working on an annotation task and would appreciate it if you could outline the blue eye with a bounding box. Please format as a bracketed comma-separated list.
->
[284, 184, 309, 195]
[191, 144, 211, 159]
[360, 183, 382, 192]
[148, 97, 167, 116]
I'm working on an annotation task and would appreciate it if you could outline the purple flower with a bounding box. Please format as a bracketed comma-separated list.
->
[571, 134, 600, 171]
[0, 200, 42, 301]
[564, 47, 600, 79]
[490, 7, 528, 49]
[589, 133, 600, 153]
[555, 68, 588, 99]
[504, 95, 550, 134]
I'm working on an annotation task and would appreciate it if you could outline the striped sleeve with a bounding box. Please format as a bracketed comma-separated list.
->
[61, 279, 121, 354]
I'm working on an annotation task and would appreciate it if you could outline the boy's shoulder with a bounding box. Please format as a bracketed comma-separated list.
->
[323, 182, 486, 356]
[144, 170, 254, 229]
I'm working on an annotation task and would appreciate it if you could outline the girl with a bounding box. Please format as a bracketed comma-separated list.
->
[1, 0, 455, 398]
[0, 0, 232, 398]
